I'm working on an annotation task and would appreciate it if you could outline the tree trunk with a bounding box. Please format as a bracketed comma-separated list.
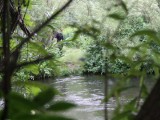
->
[135, 78, 160, 120]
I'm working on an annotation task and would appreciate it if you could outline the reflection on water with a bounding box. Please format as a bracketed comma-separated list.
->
[47, 75, 155, 120]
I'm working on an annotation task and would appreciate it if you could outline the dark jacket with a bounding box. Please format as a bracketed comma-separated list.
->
[55, 32, 64, 42]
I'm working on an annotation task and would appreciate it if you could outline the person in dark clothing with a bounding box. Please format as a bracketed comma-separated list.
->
[54, 31, 64, 53]
[54, 32, 64, 42]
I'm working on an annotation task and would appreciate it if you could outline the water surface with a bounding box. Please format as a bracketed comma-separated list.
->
[47, 75, 155, 120]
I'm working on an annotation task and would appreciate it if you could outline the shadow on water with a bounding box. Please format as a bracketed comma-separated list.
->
[46, 75, 155, 120]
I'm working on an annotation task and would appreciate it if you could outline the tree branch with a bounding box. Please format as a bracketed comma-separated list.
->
[13, 0, 73, 54]
[16, 55, 53, 69]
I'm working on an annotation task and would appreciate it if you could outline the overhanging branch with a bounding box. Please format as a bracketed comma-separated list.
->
[16, 55, 53, 69]
[13, 0, 73, 53]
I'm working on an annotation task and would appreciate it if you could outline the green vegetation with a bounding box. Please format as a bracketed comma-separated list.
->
[58, 47, 85, 76]
[1, 0, 160, 120]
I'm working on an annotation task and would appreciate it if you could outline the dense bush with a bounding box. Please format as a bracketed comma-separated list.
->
[83, 37, 107, 74]
[113, 15, 148, 50]
[107, 59, 130, 74]
[83, 15, 148, 74]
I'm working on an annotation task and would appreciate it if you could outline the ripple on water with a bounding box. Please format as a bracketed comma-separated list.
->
[48, 76, 156, 120]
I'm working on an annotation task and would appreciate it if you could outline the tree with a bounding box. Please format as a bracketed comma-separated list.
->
[135, 77, 160, 120]
[0, 0, 75, 120]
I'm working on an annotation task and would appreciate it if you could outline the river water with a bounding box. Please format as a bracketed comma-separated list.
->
[47, 75, 155, 120]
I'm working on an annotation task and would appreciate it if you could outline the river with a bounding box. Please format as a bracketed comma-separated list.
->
[47, 75, 155, 120]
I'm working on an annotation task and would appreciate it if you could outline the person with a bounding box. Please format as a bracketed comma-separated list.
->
[54, 30, 64, 42]
[54, 30, 64, 53]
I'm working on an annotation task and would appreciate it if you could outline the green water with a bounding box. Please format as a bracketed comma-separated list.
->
[47, 75, 154, 120]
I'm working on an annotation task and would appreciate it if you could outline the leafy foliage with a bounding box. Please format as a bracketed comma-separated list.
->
[8, 87, 75, 120]
[0, 0, 76, 120]
[83, 37, 107, 74]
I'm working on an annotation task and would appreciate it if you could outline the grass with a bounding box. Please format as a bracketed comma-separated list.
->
[57, 46, 85, 76]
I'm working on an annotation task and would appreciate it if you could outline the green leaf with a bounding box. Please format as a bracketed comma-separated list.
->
[29, 41, 48, 55]
[112, 111, 132, 120]
[22, 0, 30, 6]
[139, 76, 144, 87]
[9, 92, 38, 113]
[24, 14, 31, 21]
[108, 13, 125, 20]
[24, 14, 34, 26]
[26, 85, 41, 96]
[118, 86, 136, 94]
[38, 114, 74, 120]
[153, 67, 159, 79]
[13, 81, 58, 92]
[12, 36, 24, 41]
[24, 64, 39, 75]
[104, 85, 135, 102]
[123, 98, 137, 111]
[13, 114, 74, 120]
[103, 42, 115, 49]
[12, 113, 38, 120]
[112, 99, 136, 120]
[120, 1, 128, 13]
[141, 84, 149, 98]
[33, 88, 55, 106]
[152, 52, 160, 65]
[48, 101, 76, 111]
[127, 49, 136, 59]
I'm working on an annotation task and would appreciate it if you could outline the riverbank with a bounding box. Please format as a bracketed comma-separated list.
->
[57, 47, 85, 76]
